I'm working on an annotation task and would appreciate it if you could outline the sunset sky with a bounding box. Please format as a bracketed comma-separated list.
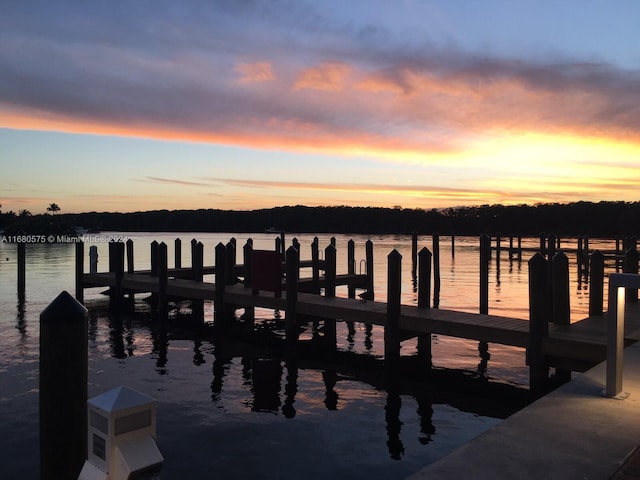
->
[2, 1, 640, 214]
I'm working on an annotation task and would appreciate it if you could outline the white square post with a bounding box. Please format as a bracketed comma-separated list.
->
[78, 386, 163, 480]
[605, 273, 640, 398]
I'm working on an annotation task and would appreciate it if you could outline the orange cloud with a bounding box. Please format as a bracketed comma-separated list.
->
[234, 61, 275, 83]
[293, 62, 351, 91]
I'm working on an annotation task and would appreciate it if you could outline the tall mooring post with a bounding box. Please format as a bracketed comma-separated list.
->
[158, 242, 168, 319]
[192, 241, 204, 321]
[411, 231, 418, 275]
[285, 246, 299, 355]
[417, 247, 432, 366]
[311, 237, 321, 294]
[432, 233, 441, 308]
[347, 239, 356, 299]
[126, 239, 134, 273]
[365, 240, 374, 301]
[174, 238, 182, 269]
[624, 247, 639, 303]
[108, 241, 124, 305]
[40, 291, 88, 480]
[17, 242, 26, 295]
[385, 249, 402, 373]
[75, 242, 84, 303]
[528, 253, 550, 396]
[324, 244, 337, 350]
[214, 242, 227, 325]
[479, 234, 491, 369]
[589, 251, 605, 316]
[551, 252, 571, 383]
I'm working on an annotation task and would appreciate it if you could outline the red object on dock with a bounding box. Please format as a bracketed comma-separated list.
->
[251, 250, 283, 297]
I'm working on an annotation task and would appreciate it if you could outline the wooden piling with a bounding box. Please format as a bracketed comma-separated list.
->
[411, 231, 418, 273]
[230, 237, 237, 263]
[528, 253, 550, 396]
[75, 242, 84, 303]
[311, 237, 321, 294]
[192, 241, 203, 282]
[214, 242, 226, 323]
[432, 233, 440, 308]
[366, 240, 374, 300]
[175, 238, 181, 269]
[123, 238, 132, 273]
[551, 251, 571, 383]
[417, 248, 432, 309]
[547, 233, 557, 260]
[478, 234, 491, 365]
[480, 235, 490, 316]
[517, 236, 522, 261]
[385, 250, 402, 370]
[348, 239, 356, 299]
[192, 241, 204, 320]
[589, 251, 605, 316]
[109, 241, 124, 304]
[225, 241, 236, 286]
[243, 240, 253, 287]
[39, 291, 88, 480]
[417, 247, 432, 365]
[324, 244, 337, 349]
[150, 240, 158, 276]
[285, 245, 299, 353]
[539, 233, 546, 256]
[89, 245, 98, 274]
[242, 240, 255, 325]
[158, 242, 168, 317]
[624, 247, 639, 303]
[551, 252, 570, 325]
[17, 242, 25, 295]
[190, 238, 197, 267]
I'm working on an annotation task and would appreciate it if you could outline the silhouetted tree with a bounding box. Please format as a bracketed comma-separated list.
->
[47, 203, 60, 215]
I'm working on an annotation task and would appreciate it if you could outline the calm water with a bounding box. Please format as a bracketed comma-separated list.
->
[0, 233, 616, 479]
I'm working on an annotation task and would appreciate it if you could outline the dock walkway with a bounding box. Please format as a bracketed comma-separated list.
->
[407, 341, 640, 480]
[80, 269, 640, 373]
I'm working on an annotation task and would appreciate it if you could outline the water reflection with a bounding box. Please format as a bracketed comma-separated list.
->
[193, 339, 206, 366]
[250, 358, 283, 413]
[323, 370, 339, 410]
[416, 396, 435, 445]
[211, 341, 231, 404]
[345, 321, 373, 352]
[385, 389, 404, 460]
[150, 321, 168, 373]
[2, 235, 605, 479]
[15, 292, 28, 355]
[282, 360, 298, 418]
[477, 341, 491, 379]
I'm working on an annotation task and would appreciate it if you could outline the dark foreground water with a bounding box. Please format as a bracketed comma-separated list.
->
[0, 233, 612, 478]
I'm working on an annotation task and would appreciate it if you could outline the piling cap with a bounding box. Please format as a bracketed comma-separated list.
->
[40, 291, 87, 324]
[89, 386, 157, 412]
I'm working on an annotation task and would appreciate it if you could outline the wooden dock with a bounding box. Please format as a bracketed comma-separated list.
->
[74, 235, 640, 394]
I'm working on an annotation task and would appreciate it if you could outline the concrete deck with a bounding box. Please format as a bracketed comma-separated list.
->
[407, 342, 640, 480]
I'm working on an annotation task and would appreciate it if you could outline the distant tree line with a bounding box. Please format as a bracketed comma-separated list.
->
[3, 201, 631, 237]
